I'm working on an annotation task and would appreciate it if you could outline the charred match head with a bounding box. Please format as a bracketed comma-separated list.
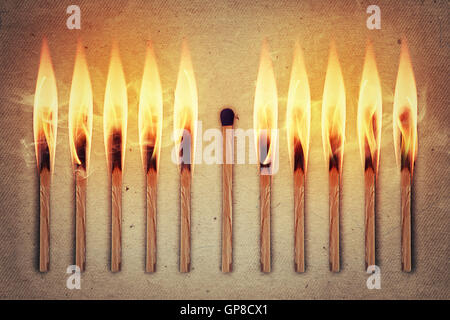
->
[140, 129, 158, 173]
[293, 139, 305, 172]
[398, 109, 414, 171]
[364, 141, 375, 171]
[220, 108, 235, 127]
[37, 138, 51, 172]
[75, 135, 87, 170]
[110, 131, 122, 171]
[144, 144, 157, 173]
[362, 111, 380, 172]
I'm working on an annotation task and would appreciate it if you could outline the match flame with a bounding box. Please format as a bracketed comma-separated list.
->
[393, 39, 418, 174]
[253, 40, 278, 168]
[173, 41, 198, 170]
[357, 42, 382, 174]
[286, 42, 310, 173]
[33, 38, 58, 172]
[103, 43, 127, 171]
[321, 42, 345, 171]
[139, 42, 163, 172]
[69, 40, 93, 171]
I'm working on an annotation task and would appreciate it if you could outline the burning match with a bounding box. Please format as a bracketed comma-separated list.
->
[393, 39, 418, 272]
[138, 42, 163, 273]
[321, 42, 346, 272]
[357, 41, 382, 270]
[220, 107, 235, 272]
[286, 43, 311, 273]
[33, 38, 58, 272]
[69, 40, 93, 272]
[173, 41, 198, 273]
[253, 40, 278, 273]
[103, 43, 128, 272]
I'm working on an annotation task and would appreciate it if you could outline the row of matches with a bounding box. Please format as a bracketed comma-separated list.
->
[34, 38, 418, 273]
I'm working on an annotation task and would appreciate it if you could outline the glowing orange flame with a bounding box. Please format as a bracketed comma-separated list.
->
[357, 41, 382, 174]
[393, 39, 418, 174]
[173, 41, 198, 169]
[33, 38, 58, 172]
[103, 42, 127, 171]
[139, 42, 163, 172]
[69, 40, 93, 171]
[253, 40, 278, 168]
[287, 42, 310, 172]
[321, 42, 346, 171]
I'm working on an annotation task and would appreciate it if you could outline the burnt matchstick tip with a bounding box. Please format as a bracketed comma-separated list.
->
[329, 154, 341, 171]
[111, 131, 122, 170]
[364, 156, 374, 171]
[145, 145, 157, 172]
[38, 140, 51, 171]
[75, 136, 87, 169]
[220, 108, 235, 126]
[294, 142, 305, 172]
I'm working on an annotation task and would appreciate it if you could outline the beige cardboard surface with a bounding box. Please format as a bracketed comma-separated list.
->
[0, 0, 448, 299]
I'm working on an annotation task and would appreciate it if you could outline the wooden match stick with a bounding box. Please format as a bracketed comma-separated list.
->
[75, 167, 87, 271]
[364, 166, 376, 270]
[329, 166, 340, 272]
[39, 166, 50, 272]
[260, 171, 271, 273]
[293, 140, 306, 272]
[259, 131, 272, 273]
[34, 38, 57, 273]
[111, 166, 122, 272]
[294, 168, 305, 273]
[180, 164, 191, 273]
[401, 167, 412, 272]
[110, 132, 122, 272]
[220, 108, 235, 273]
[146, 157, 157, 273]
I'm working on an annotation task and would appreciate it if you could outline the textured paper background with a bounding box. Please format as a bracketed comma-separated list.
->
[0, 0, 448, 299]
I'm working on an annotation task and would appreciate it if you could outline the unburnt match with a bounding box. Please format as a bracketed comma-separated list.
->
[138, 41, 163, 273]
[254, 40, 278, 273]
[69, 40, 93, 272]
[393, 40, 418, 272]
[220, 108, 235, 273]
[322, 42, 346, 272]
[286, 43, 311, 273]
[33, 38, 58, 272]
[357, 42, 382, 270]
[103, 43, 128, 272]
[174, 41, 198, 273]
